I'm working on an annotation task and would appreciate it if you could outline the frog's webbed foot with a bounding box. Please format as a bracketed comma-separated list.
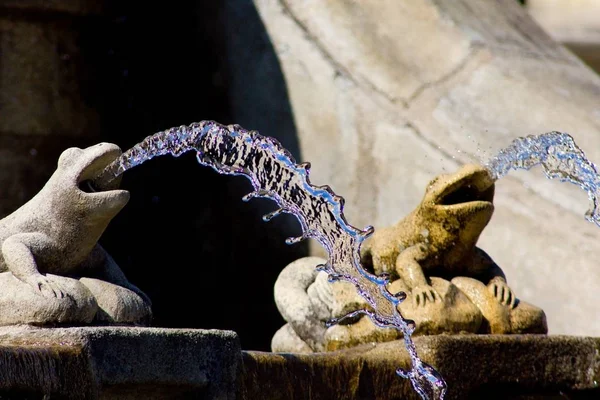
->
[487, 278, 516, 309]
[411, 284, 439, 307]
[26, 274, 65, 299]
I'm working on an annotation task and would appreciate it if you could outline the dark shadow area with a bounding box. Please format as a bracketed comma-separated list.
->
[469, 383, 600, 399]
[76, 1, 305, 351]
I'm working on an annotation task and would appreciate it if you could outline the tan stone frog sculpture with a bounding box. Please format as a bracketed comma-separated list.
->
[0, 143, 151, 326]
[272, 165, 547, 353]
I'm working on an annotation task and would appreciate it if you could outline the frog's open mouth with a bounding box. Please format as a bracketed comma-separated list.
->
[434, 167, 495, 208]
[76, 144, 125, 195]
[79, 179, 102, 193]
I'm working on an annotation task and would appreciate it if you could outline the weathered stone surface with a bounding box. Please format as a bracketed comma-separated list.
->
[0, 327, 596, 399]
[246, 0, 600, 337]
[244, 335, 600, 400]
[0, 17, 101, 138]
[272, 256, 333, 352]
[273, 255, 546, 353]
[0, 326, 240, 399]
[358, 164, 538, 334]
[0, 273, 97, 326]
[0, 143, 151, 326]
[273, 165, 546, 352]
[325, 277, 484, 352]
[80, 278, 152, 326]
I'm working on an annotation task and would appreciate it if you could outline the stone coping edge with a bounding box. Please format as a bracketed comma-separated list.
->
[240, 334, 600, 400]
[0, 325, 241, 399]
[0, 328, 597, 399]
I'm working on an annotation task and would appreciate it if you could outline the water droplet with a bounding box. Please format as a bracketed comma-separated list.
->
[315, 263, 328, 272]
[262, 208, 284, 222]
[299, 161, 311, 170]
[285, 235, 306, 245]
[394, 291, 407, 301]
[405, 319, 416, 334]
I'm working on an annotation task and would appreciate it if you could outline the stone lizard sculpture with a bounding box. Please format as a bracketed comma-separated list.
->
[273, 164, 547, 353]
[0, 143, 151, 326]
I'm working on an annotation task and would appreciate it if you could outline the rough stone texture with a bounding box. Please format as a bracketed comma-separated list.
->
[247, 0, 600, 337]
[0, 144, 151, 326]
[357, 164, 544, 335]
[274, 254, 545, 353]
[80, 278, 152, 326]
[273, 165, 545, 353]
[0, 327, 596, 399]
[0, 326, 240, 399]
[244, 335, 600, 400]
[272, 256, 333, 352]
[325, 277, 485, 352]
[0, 273, 97, 326]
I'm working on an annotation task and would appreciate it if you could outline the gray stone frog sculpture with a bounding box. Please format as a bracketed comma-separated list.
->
[0, 143, 151, 326]
[273, 165, 547, 353]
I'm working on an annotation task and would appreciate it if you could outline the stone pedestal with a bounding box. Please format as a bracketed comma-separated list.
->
[0, 327, 597, 399]
[241, 335, 600, 400]
[0, 326, 240, 399]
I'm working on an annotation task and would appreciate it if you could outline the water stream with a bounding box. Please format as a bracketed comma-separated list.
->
[94, 120, 447, 399]
[485, 131, 600, 226]
[95, 123, 600, 400]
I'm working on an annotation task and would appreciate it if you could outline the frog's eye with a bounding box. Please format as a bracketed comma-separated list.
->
[57, 147, 84, 168]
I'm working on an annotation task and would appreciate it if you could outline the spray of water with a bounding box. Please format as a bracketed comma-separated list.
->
[94, 121, 447, 400]
[485, 131, 600, 226]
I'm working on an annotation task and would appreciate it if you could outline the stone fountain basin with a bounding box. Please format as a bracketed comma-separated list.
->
[0, 327, 597, 399]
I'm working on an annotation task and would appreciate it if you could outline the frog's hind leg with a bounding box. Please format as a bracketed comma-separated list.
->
[79, 244, 152, 325]
[451, 277, 511, 334]
[452, 277, 548, 334]
[82, 244, 151, 304]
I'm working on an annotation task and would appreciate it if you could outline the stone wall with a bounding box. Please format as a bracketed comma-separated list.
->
[0, 1, 106, 216]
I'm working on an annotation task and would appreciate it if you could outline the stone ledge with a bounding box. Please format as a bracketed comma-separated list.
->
[0, 328, 597, 399]
[240, 335, 600, 400]
[0, 326, 240, 399]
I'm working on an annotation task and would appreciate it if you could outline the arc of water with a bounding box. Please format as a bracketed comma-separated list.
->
[486, 131, 600, 226]
[95, 120, 447, 400]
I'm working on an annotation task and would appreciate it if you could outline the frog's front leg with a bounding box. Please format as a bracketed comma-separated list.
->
[395, 244, 439, 307]
[2, 233, 65, 298]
